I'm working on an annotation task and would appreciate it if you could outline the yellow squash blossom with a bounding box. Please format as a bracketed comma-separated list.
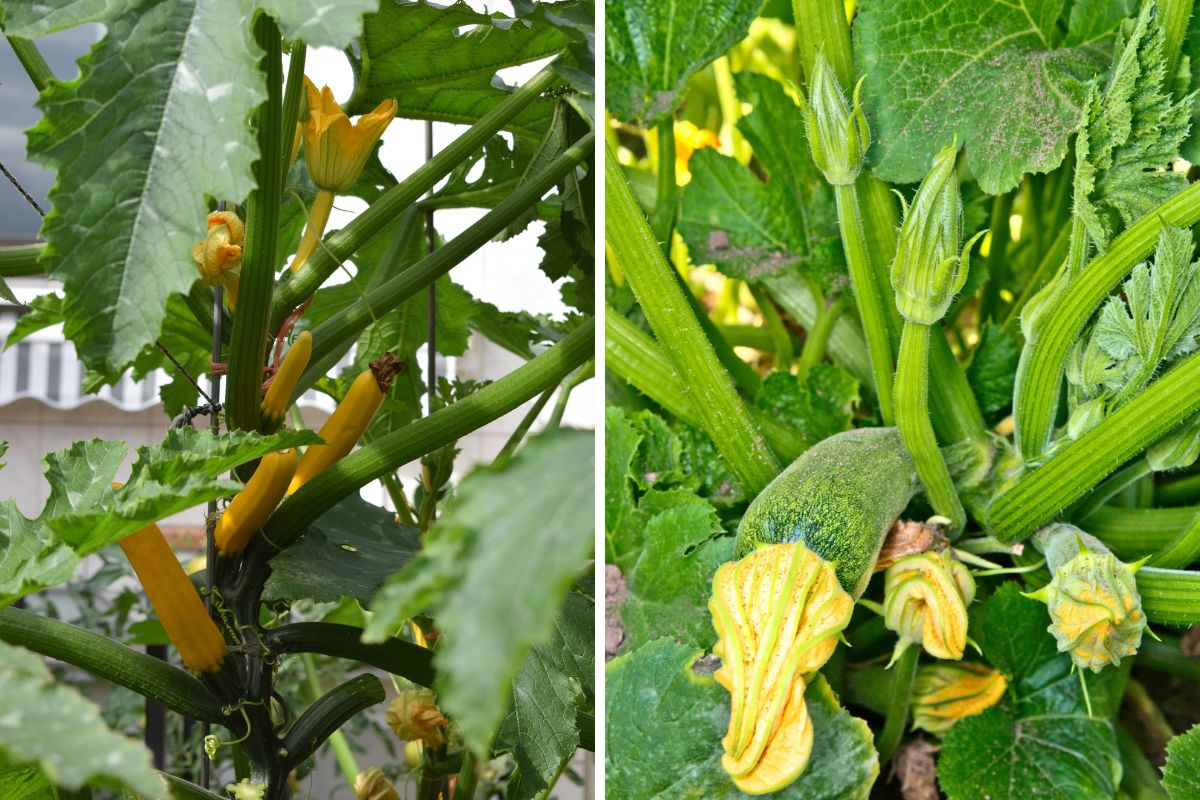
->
[193, 210, 244, 309]
[355, 768, 401, 800]
[709, 542, 854, 794]
[884, 550, 975, 662]
[293, 78, 397, 273]
[385, 687, 447, 749]
[911, 662, 1007, 735]
[674, 120, 720, 183]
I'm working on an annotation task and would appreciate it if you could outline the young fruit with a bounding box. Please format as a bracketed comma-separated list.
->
[261, 331, 312, 429]
[214, 449, 299, 555]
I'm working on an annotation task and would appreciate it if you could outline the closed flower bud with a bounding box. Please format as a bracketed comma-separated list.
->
[1067, 397, 1107, 440]
[884, 550, 975, 661]
[355, 768, 401, 800]
[800, 52, 870, 186]
[911, 662, 1007, 735]
[1147, 413, 1200, 472]
[386, 687, 447, 748]
[890, 143, 986, 324]
[709, 542, 854, 794]
[1027, 530, 1146, 672]
[193, 210, 244, 309]
[302, 77, 397, 192]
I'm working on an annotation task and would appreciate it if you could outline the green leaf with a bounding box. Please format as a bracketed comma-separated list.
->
[753, 366, 860, 449]
[937, 583, 1121, 800]
[1073, 1, 1192, 250]
[3, 294, 62, 348]
[0, 639, 166, 798]
[1164, 724, 1200, 799]
[679, 72, 842, 289]
[365, 430, 594, 759]
[966, 322, 1020, 421]
[0, 762, 54, 799]
[263, 494, 421, 605]
[4, 0, 372, 377]
[854, 0, 1122, 193]
[605, 0, 764, 126]
[347, 0, 577, 137]
[605, 407, 643, 566]
[605, 638, 879, 799]
[497, 590, 594, 800]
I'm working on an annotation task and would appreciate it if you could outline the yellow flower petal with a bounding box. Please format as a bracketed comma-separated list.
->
[911, 662, 1007, 735]
[884, 551, 974, 660]
[300, 76, 397, 191]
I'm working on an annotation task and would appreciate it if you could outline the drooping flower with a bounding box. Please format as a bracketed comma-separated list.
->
[910, 661, 1007, 735]
[355, 767, 401, 800]
[385, 687, 447, 748]
[709, 542, 854, 794]
[884, 550, 975, 661]
[192, 210, 244, 308]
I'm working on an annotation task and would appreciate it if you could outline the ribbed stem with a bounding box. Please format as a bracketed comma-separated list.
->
[1013, 182, 1200, 457]
[1003, 224, 1069, 334]
[792, 0, 854, 86]
[607, 146, 779, 492]
[979, 192, 1014, 321]
[261, 319, 593, 550]
[0, 607, 225, 723]
[1151, 508, 1200, 570]
[653, 122, 677, 244]
[280, 41, 307, 179]
[282, 674, 384, 770]
[1135, 567, 1200, 624]
[271, 64, 560, 327]
[1073, 459, 1153, 522]
[874, 645, 918, 765]
[1158, 472, 1200, 505]
[1161, 0, 1195, 95]
[896, 321, 965, 531]
[1086, 505, 1191, 560]
[605, 310, 701, 427]
[835, 182, 895, 425]
[5, 35, 54, 91]
[989, 350, 1200, 541]
[271, 623, 435, 686]
[0, 243, 44, 277]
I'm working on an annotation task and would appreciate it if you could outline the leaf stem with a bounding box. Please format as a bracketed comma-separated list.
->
[653, 122, 677, 244]
[282, 674, 384, 770]
[1002, 224, 1069, 334]
[300, 653, 360, 789]
[874, 644, 918, 766]
[0, 243, 44, 277]
[979, 192, 1013, 321]
[607, 146, 779, 492]
[835, 182, 896, 425]
[1072, 458, 1153, 522]
[1160, 0, 1195, 95]
[989, 349, 1200, 541]
[896, 321, 965, 530]
[1137, 566, 1200, 624]
[4, 35, 54, 91]
[749, 283, 794, 369]
[270, 623, 434, 686]
[279, 41, 307, 185]
[797, 292, 846, 378]
[1157, 472, 1200, 505]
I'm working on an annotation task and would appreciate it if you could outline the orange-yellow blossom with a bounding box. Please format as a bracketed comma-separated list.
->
[301, 77, 397, 192]
[709, 542, 854, 794]
[355, 768, 401, 800]
[385, 687, 447, 749]
[911, 661, 1007, 735]
[193, 210, 244, 308]
[884, 550, 975, 662]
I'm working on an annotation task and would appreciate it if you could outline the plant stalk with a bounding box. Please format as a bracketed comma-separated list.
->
[875, 645, 918, 766]
[301, 653, 359, 790]
[270, 623, 435, 686]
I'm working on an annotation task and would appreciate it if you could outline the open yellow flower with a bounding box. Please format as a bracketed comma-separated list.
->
[709, 542, 854, 794]
[292, 77, 397, 273]
[911, 661, 1007, 735]
[192, 210, 244, 309]
[884, 550, 975, 662]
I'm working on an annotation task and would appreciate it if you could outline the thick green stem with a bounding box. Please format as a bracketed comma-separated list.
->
[494, 386, 557, 466]
[653, 122, 677, 244]
[1085, 505, 1191, 560]
[0, 606, 225, 723]
[296, 133, 592, 386]
[875, 645, 918, 766]
[228, 16, 283, 432]
[607, 146, 779, 492]
[1138, 567, 1200, 624]
[271, 623, 434, 686]
[1158, 472, 1200, 505]
[717, 323, 777, 351]
[835, 182, 896, 425]
[0, 243, 44, 277]
[792, 0, 853, 86]
[271, 64, 560, 328]
[1072, 458, 1153, 522]
[1138, 635, 1200, 680]
[897, 321, 965, 530]
[263, 319, 593, 550]
[1161, 0, 1194, 94]
[283, 674, 384, 770]
[677, 270, 763, 396]
[280, 41, 307, 182]
[5, 35, 54, 91]
[797, 292, 845, 378]
[989, 349, 1200, 541]
[1013, 182, 1200, 457]
[301, 653, 360, 789]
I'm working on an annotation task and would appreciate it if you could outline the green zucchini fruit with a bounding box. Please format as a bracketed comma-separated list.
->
[735, 427, 918, 598]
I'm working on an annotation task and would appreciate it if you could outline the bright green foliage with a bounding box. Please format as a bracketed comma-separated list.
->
[938, 584, 1121, 800]
[605, 638, 878, 799]
[1073, 1, 1193, 252]
[753, 366, 860, 451]
[966, 322, 1020, 421]
[0, 639, 166, 798]
[364, 430, 593, 761]
[679, 72, 843, 291]
[1163, 724, 1200, 800]
[605, 0, 762, 125]
[855, 0, 1123, 193]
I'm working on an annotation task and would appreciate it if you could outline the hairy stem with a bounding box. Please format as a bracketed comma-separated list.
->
[875, 645, 918, 766]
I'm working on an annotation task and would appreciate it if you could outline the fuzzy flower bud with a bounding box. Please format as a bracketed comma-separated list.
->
[1148, 413, 1200, 472]
[709, 542, 854, 794]
[911, 661, 1007, 735]
[1027, 525, 1146, 672]
[884, 550, 975, 661]
[355, 768, 401, 800]
[799, 52, 870, 186]
[193, 210, 244, 309]
[386, 687, 447, 748]
[890, 143, 986, 324]
[302, 77, 397, 192]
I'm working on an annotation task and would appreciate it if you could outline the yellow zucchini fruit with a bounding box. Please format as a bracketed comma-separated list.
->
[261, 331, 312, 426]
[118, 519, 226, 672]
[289, 369, 386, 494]
[215, 449, 299, 555]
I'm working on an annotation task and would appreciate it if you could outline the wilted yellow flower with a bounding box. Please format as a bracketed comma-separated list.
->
[355, 767, 401, 800]
[386, 687, 447, 748]
[302, 77, 396, 192]
[709, 542, 854, 794]
[911, 662, 1007, 735]
[884, 550, 975, 661]
[192, 210, 244, 308]
[1026, 542, 1146, 671]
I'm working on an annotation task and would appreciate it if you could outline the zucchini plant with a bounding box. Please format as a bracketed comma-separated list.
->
[0, 1, 594, 798]
[605, 0, 1200, 797]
